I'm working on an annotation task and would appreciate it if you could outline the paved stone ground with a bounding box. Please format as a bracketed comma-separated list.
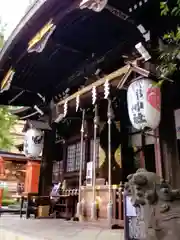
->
[0, 215, 124, 240]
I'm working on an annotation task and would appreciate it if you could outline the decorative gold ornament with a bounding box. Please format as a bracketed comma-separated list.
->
[28, 19, 55, 50]
[99, 145, 106, 168]
[114, 145, 122, 168]
[1, 68, 15, 93]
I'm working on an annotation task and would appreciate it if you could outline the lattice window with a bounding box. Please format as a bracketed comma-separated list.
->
[66, 144, 76, 172]
[90, 138, 100, 168]
[75, 142, 86, 171]
[59, 161, 63, 175]
[67, 142, 86, 172]
[52, 161, 60, 183]
[52, 161, 64, 183]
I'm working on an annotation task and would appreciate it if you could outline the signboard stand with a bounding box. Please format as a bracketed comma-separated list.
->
[86, 161, 93, 186]
[124, 191, 147, 240]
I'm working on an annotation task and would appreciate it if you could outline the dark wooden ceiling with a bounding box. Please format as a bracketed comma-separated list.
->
[0, 0, 178, 111]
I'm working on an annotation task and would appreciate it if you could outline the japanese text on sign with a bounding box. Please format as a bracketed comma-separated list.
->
[131, 81, 147, 125]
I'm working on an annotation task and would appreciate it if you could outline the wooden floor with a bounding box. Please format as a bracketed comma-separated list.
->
[0, 215, 124, 240]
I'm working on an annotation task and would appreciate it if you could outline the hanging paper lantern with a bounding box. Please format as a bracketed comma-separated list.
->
[24, 129, 44, 158]
[127, 78, 161, 130]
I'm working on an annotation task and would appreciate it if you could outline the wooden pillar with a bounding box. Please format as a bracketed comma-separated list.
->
[38, 123, 56, 195]
[159, 83, 180, 188]
[25, 161, 40, 193]
[84, 134, 90, 183]
[140, 133, 146, 168]
[154, 128, 163, 178]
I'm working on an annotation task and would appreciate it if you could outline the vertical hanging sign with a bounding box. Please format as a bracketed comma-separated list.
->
[127, 78, 161, 130]
[86, 161, 93, 186]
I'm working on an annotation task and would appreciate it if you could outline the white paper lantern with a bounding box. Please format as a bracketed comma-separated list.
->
[127, 78, 161, 130]
[24, 128, 44, 158]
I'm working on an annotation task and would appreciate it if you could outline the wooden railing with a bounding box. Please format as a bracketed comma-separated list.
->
[78, 185, 124, 226]
[19, 187, 124, 224]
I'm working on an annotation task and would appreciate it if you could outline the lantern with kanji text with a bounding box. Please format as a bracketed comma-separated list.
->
[127, 78, 161, 130]
[24, 129, 44, 158]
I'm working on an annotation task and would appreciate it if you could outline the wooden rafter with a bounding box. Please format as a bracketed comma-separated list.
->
[56, 58, 151, 107]
[55, 60, 155, 121]
[56, 64, 129, 107]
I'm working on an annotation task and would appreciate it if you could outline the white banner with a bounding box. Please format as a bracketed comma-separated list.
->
[86, 161, 93, 186]
[86, 161, 93, 179]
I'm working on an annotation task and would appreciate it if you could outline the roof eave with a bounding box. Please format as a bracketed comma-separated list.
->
[0, 0, 80, 69]
[0, 0, 48, 68]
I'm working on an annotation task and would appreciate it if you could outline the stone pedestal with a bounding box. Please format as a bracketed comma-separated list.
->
[125, 169, 180, 240]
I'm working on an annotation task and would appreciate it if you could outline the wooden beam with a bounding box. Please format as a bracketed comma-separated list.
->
[56, 64, 129, 107]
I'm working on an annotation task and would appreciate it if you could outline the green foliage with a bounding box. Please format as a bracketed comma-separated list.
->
[158, 40, 180, 77]
[0, 107, 17, 150]
[0, 34, 4, 49]
[2, 186, 8, 199]
[160, 2, 170, 16]
[161, 0, 180, 16]
[0, 18, 17, 151]
[1, 187, 17, 206]
[0, 17, 6, 49]
[2, 198, 17, 206]
[159, 1, 180, 77]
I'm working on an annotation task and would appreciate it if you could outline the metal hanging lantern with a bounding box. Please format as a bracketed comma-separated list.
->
[127, 78, 161, 130]
[24, 128, 44, 158]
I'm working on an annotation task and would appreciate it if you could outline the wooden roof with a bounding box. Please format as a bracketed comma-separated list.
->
[0, 0, 178, 119]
